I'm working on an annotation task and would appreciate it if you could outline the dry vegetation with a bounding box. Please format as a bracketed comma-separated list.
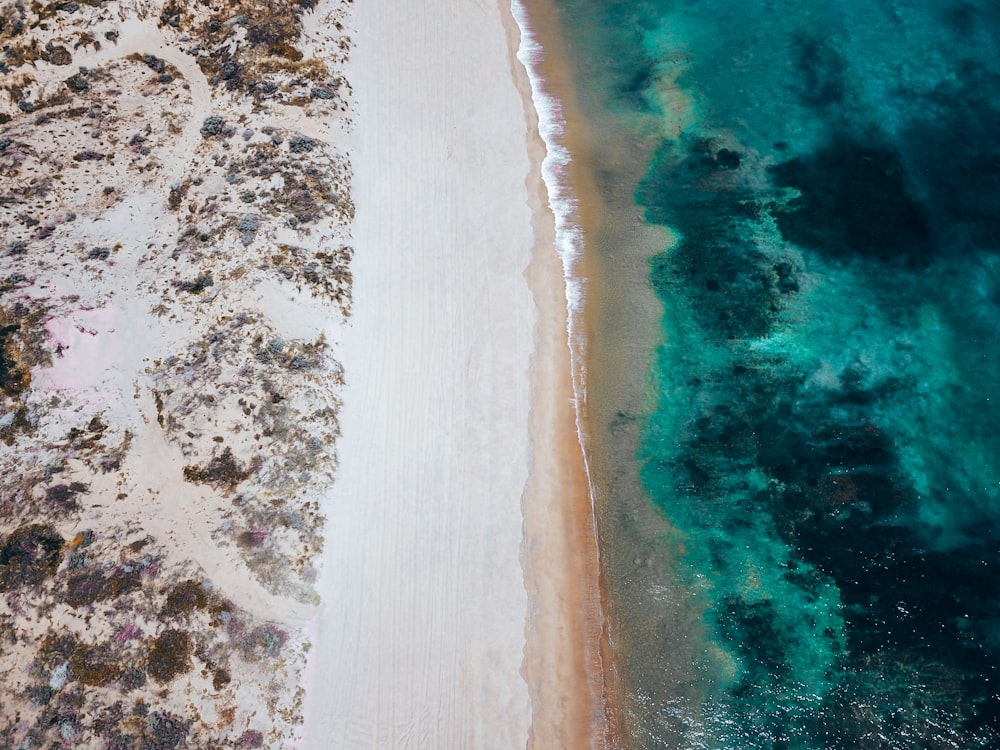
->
[0, 0, 353, 743]
[0, 527, 307, 747]
[151, 312, 341, 599]
[157, 0, 352, 108]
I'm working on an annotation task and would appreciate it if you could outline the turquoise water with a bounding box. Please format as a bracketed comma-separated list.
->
[544, 0, 1000, 746]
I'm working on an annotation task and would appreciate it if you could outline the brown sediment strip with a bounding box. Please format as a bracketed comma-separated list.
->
[499, 1, 629, 747]
[503, 0, 714, 744]
[507, 0, 714, 741]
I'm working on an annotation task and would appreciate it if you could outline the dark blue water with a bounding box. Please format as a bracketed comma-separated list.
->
[546, 1, 1000, 746]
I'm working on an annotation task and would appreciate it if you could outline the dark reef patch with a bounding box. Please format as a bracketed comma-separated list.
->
[895, 68, 1000, 255]
[716, 596, 787, 681]
[639, 139, 784, 341]
[617, 63, 656, 112]
[768, 134, 933, 266]
[789, 36, 846, 109]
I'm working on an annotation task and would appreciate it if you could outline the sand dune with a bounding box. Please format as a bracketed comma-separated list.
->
[0, 0, 354, 742]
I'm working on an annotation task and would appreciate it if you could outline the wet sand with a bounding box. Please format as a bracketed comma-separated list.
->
[512, 0, 647, 745]
[502, 2, 613, 743]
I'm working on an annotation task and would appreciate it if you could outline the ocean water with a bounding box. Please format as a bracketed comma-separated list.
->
[520, 0, 1000, 747]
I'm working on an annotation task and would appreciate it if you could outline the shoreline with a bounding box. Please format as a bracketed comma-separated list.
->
[512, 1, 706, 746]
[509, 1, 634, 745]
[499, 4, 610, 748]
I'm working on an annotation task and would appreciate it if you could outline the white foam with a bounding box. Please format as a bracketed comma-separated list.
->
[510, 1, 585, 309]
[511, 0, 593, 466]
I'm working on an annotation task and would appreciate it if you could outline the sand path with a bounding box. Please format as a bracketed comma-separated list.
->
[22, 21, 326, 626]
[303, 0, 537, 746]
[33, 174, 320, 630]
[30, 18, 347, 154]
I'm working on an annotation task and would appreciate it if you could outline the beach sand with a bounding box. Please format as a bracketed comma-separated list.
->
[302, 0, 619, 746]
[0, 0, 613, 743]
[302, 1, 536, 746]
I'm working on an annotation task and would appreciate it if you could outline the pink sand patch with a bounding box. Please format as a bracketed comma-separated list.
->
[32, 303, 123, 409]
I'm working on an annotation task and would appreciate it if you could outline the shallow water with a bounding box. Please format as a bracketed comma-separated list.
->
[537, 1, 1000, 747]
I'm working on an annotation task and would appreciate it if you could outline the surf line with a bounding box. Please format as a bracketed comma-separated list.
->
[509, 1, 626, 746]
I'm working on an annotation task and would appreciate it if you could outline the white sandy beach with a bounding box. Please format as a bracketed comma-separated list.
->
[0, 0, 604, 743]
[304, 1, 539, 746]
